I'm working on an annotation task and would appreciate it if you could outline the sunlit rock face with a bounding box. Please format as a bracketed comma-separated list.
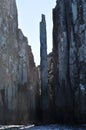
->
[0, 0, 39, 124]
[53, 0, 86, 123]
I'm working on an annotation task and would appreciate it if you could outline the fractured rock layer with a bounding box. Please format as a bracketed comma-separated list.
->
[0, 0, 39, 124]
[53, 0, 86, 123]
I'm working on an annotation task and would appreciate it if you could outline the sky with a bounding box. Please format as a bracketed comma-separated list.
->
[16, 0, 56, 66]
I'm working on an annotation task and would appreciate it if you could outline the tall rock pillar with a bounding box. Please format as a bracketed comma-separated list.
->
[40, 14, 50, 122]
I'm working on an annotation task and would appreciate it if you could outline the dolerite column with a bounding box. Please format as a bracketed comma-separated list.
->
[40, 14, 50, 122]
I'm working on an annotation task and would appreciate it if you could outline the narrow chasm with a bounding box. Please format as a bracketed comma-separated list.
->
[0, 0, 86, 129]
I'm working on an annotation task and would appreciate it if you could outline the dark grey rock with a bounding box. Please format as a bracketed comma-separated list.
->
[52, 0, 86, 123]
[40, 14, 50, 121]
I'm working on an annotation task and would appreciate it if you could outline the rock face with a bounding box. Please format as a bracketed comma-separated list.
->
[47, 53, 54, 120]
[53, 0, 86, 123]
[0, 0, 39, 124]
[40, 14, 50, 121]
[1, 0, 86, 125]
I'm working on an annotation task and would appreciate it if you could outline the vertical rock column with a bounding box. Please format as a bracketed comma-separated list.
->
[52, 0, 86, 123]
[0, 0, 40, 124]
[40, 14, 50, 122]
[53, 0, 74, 122]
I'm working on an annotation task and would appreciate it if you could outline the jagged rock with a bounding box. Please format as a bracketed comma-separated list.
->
[53, 0, 86, 123]
[38, 52, 54, 121]
[40, 14, 50, 121]
[0, 0, 39, 124]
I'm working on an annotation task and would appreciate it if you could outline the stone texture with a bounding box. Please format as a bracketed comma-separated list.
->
[52, 0, 86, 123]
[0, 0, 39, 124]
[40, 14, 50, 121]
[47, 53, 55, 121]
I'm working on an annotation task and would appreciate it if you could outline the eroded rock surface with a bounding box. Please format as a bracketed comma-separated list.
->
[0, 0, 39, 124]
[40, 14, 50, 121]
[53, 0, 86, 123]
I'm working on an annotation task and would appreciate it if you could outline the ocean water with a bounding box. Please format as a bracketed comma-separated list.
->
[0, 124, 86, 130]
